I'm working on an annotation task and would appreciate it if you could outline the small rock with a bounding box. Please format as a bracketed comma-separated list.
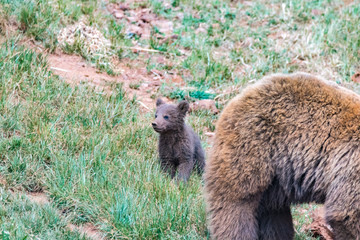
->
[127, 25, 143, 36]
[212, 23, 220, 29]
[114, 11, 124, 19]
[141, 13, 156, 23]
[195, 27, 207, 34]
[311, 9, 322, 16]
[126, 16, 138, 23]
[152, 20, 173, 35]
[118, 3, 129, 11]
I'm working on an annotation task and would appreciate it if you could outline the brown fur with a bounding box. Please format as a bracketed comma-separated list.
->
[205, 73, 360, 240]
[152, 99, 205, 182]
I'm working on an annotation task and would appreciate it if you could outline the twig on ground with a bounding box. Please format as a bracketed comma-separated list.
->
[138, 100, 151, 110]
[50, 67, 70, 72]
[122, 46, 162, 53]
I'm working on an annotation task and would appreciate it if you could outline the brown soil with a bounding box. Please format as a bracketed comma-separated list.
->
[25, 0, 191, 113]
[68, 223, 105, 240]
[27, 192, 50, 205]
[106, 1, 175, 40]
[47, 52, 162, 111]
[27, 190, 105, 239]
[0, 173, 104, 239]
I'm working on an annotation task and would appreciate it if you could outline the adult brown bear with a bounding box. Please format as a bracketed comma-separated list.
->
[205, 73, 360, 240]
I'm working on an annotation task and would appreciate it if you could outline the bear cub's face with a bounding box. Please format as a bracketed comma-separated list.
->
[152, 98, 189, 133]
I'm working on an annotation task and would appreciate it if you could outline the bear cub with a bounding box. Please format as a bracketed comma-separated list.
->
[152, 98, 205, 182]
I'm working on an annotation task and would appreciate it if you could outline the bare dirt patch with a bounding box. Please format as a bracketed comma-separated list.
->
[26, 190, 105, 239]
[1, 173, 104, 239]
[106, 2, 175, 40]
[48, 53, 113, 86]
[47, 52, 163, 111]
[68, 223, 105, 240]
[27, 192, 50, 205]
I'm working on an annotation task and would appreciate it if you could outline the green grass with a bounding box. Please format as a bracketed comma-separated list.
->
[292, 204, 321, 240]
[0, 42, 207, 238]
[0, 188, 86, 239]
[1, 0, 360, 239]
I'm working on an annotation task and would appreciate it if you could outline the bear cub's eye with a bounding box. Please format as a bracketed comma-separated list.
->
[164, 116, 169, 120]
[155, 114, 158, 118]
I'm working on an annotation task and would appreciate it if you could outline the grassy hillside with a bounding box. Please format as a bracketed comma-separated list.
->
[1, 0, 359, 239]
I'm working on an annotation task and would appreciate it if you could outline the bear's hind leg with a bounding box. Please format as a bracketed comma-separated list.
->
[326, 217, 355, 240]
[325, 180, 360, 239]
[325, 201, 360, 239]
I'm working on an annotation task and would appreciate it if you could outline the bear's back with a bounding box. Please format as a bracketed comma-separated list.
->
[217, 73, 360, 143]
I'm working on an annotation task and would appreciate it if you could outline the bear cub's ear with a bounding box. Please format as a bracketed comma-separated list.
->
[156, 98, 165, 107]
[177, 101, 189, 115]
